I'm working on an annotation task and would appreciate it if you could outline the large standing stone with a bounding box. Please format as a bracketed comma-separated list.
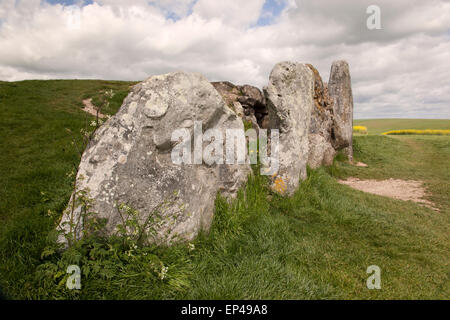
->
[328, 60, 354, 161]
[306, 64, 336, 169]
[58, 72, 251, 245]
[264, 62, 314, 195]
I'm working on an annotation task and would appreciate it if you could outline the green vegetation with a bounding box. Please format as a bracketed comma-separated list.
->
[354, 119, 450, 135]
[0, 81, 449, 299]
[0, 80, 136, 298]
[0, 80, 134, 222]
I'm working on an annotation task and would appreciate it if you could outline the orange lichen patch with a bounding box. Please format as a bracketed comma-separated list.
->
[272, 175, 287, 194]
[306, 63, 333, 114]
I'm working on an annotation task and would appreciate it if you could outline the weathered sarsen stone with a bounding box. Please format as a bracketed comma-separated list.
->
[328, 60, 354, 161]
[306, 64, 336, 169]
[58, 72, 251, 244]
[211, 81, 268, 129]
[264, 62, 314, 195]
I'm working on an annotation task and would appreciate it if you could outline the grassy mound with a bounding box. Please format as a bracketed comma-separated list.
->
[0, 81, 449, 299]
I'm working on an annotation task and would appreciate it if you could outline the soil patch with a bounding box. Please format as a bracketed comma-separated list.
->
[82, 98, 106, 118]
[338, 178, 437, 210]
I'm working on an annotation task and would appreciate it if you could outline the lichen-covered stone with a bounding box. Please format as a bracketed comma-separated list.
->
[328, 60, 354, 161]
[212, 81, 268, 129]
[264, 62, 314, 195]
[307, 134, 336, 169]
[306, 64, 335, 168]
[58, 72, 251, 245]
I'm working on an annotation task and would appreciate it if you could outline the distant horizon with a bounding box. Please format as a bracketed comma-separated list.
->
[1, 1, 449, 119]
[1, 77, 449, 120]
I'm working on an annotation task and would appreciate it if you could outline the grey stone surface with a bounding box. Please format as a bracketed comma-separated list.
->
[328, 60, 354, 161]
[307, 134, 336, 169]
[58, 71, 251, 245]
[58, 61, 355, 246]
[264, 61, 314, 195]
[306, 64, 335, 169]
[212, 81, 268, 129]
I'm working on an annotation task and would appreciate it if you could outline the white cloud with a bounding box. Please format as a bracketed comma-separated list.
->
[0, 0, 449, 118]
[192, 0, 265, 28]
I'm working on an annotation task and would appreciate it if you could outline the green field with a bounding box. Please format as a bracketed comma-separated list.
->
[0, 80, 449, 299]
[354, 119, 450, 135]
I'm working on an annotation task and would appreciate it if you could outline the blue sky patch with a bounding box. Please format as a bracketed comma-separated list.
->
[44, 0, 286, 25]
[45, 0, 196, 21]
[153, 0, 199, 22]
[256, 0, 287, 26]
[45, 0, 93, 6]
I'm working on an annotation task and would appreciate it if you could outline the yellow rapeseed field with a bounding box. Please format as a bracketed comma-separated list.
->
[353, 125, 368, 134]
[382, 129, 450, 135]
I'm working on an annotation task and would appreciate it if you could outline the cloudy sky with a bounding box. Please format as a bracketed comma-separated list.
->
[0, 0, 449, 118]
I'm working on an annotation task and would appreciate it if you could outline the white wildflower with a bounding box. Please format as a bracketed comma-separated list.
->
[159, 265, 169, 280]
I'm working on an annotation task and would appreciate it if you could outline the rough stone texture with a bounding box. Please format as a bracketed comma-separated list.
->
[306, 64, 336, 168]
[264, 62, 314, 195]
[212, 81, 268, 129]
[58, 72, 251, 244]
[328, 60, 354, 161]
[307, 134, 336, 169]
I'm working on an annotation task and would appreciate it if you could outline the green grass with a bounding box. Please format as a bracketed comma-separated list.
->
[354, 119, 450, 135]
[0, 81, 449, 299]
[0, 80, 135, 298]
[0, 80, 135, 221]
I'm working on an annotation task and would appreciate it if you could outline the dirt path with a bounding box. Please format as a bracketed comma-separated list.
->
[82, 98, 106, 119]
[338, 177, 437, 210]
